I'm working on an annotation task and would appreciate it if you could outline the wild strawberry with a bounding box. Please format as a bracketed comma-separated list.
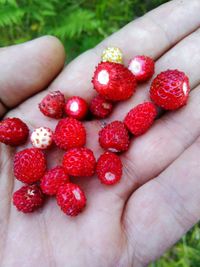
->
[13, 184, 44, 213]
[40, 166, 70, 196]
[53, 118, 86, 150]
[63, 147, 96, 177]
[90, 95, 113, 118]
[101, 47, 123, 64]
[39, 91, 65, 119]
[92, 62, 136, 101]
[128, 55, 155, 82]
[65, 96, 88, 120]
[96, 152, 122, 185]
[124, 102, 157, 136]
[56, 183, 86, 216]
[150, 69, 190, 110]
[31, 127, 53, 149]
[0, 117, 29, 146]
[14, 148, 46, 184]
[99, 121, 130, 152]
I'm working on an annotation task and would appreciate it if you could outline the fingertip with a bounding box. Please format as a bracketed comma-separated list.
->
[25, 35, 66, 73]
[0, 36, 66, 108]
[34, 35, 66, 66]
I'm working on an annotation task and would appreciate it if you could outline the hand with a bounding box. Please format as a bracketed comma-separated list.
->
[1, 0, 200, 266]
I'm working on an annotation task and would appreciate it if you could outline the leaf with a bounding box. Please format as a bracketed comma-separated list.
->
[0, 6, 24, 27]
[48, 9, 101, 39]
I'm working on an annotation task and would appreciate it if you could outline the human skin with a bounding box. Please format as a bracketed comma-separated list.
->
[1, 0, 200, 266]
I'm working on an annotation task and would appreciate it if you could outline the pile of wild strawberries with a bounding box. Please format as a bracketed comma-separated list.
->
[0, 47, 190, 216]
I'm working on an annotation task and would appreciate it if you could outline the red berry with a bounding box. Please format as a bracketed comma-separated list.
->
[56, 183, 86, 216]
[92, 62, 136, 101]
[128, 55, 155, 82]
[63, 147, 96, 177]
[53, 118, 86, 150]
[39, 91, 65, 119]
[14, 148, 46, 184]
[13, 184, 44, 213]
[65, 96, 88, 120]
[150, 69, 190, 110]
[40, 166, 70, 196]
[90, 95, 113, 118]
[0, 117, 29, 146]
[124, 102, 157, 136]
[96, 152, 122, 185]
[99, 121, 130, 152]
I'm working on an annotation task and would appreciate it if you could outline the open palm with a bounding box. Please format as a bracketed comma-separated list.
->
[1, 0, 200, 266]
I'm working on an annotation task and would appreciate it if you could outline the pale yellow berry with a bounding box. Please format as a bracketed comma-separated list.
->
[31, 127, 53, 149]
[101, 47, 123, 64]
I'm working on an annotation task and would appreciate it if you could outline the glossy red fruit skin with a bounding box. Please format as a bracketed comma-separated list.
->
[53, 118, 86, 150]
[150, 69, 190, 110]
[96, 152, 122, 185]
[14, 148, 46, 184]
[99, 121, 130, 152]
[92, 62, 136, 101]
[124, 102, 157, 136]
[56, 183, 86, 216]
[39, 91, 65, 119]
[13, 184, 44, 213]
[0, 117, 29, 146]
[90, 95, 113, 118]
[65, 96, 88, 120]
[128, 55, 155, 82]
[40, 166, 70, 196]
[62, 147, 96, 177]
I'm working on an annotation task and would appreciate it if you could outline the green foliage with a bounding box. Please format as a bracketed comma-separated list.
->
[1, 0, 199, 266]
[149, 224, 200, 267]
[0, 0, 168, 60]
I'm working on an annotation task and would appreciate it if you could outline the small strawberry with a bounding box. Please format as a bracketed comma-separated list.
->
[40, 166, 70, 196]
[53, 118, 86, 150]
[96, 152, 122, 185]
[92, 62, 136, 101]
[56, 183, 86, 216]
[0, 117, 29, 146]
[63, 147, 96, 177]
[101, 47, 123, 64]
[65, 96, 88, 120]
[150, 69, 190, 110]
[99, 121, 130, 152]
[14, 148, 46, 184]
[31, 127, 53, 149]
[13, 184, 44, 213]
[39, 91, 65, 119]
[128, 55, 155, 82]
[124, 102, 157, 136]
[90, 95, 113, 118]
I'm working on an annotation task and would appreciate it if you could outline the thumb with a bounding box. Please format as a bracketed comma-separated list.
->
[0, 36, 65, 117]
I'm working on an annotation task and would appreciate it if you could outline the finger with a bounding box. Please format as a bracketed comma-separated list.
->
[95, 23, 200, 205]
[10, 0, 200, 126]
[93, 27, 200, 201]
[109, 82, 200, 202]
[35, 0, 200, 102]
[110, 27, 200, 121]
[0, 36, 65, 114]
[124, 137, 200, 266]
[9, 0, 200, 121]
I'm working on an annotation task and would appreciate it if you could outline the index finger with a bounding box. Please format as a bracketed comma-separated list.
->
[48, 0, 200, 101]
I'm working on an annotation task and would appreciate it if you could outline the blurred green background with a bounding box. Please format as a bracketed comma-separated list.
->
[0, 0, 169, 61]
[1, 0, 200, 266]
